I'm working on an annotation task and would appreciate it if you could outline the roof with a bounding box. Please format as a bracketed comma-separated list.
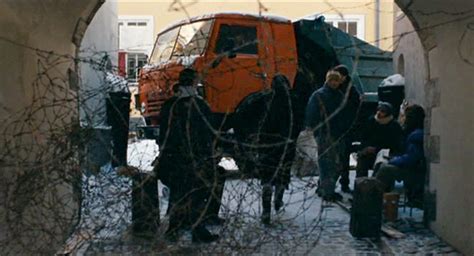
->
[159, 12, 291, 36]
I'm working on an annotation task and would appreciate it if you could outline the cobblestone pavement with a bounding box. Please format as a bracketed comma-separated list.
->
[72, 140, 459, 255]
[78, 177, 459, 255]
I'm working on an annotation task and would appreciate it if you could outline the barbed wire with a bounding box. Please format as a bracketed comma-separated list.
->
[0, 0, 472, 255]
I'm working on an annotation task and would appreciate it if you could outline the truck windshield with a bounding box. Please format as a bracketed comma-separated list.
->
[150, 20, 213, 64]
[150, 27, 179, 64]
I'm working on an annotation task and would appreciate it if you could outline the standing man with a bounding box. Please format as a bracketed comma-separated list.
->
[333, 65, 361, 193]
[155, 68, 219, 243]
[305, 71, 351, 201]
[234, 75, 295, 224]
[258, 75, 295, 225]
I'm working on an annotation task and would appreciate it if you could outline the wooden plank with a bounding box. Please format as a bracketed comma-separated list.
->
[381, 225, 405, 239]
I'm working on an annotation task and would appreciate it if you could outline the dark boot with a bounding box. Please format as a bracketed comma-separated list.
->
[204, 171, 226, 225]
[341, 184, 352, 193]
[339, 170, 350, 193]
[191, 225, 219, 243]
[322, 192, 343, 202]
[274, 185, 285, 211]
[205, 216, 226, 226]
[261, 184, 272, 225]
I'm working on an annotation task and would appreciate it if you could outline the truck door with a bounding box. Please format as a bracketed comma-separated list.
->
[204, 19, 268, 114]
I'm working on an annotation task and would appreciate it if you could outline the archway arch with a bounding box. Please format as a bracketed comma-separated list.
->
[0, 1, 106, 254]
[393, 0, 474, 254]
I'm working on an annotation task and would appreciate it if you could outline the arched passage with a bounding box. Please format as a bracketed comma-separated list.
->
[394, 0, 474, 254]
[0, 0, 106, 254]
[1, 0, 473, 254]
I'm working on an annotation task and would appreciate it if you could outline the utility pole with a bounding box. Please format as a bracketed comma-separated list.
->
[375, 0, 380, 47]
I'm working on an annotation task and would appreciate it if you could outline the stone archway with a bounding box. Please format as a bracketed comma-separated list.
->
[0, 1, 106, 254]
[394, 0, 474, 254]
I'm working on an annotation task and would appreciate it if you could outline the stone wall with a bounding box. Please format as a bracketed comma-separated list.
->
[395, 0, 474, 253]
[0, 0, 105, 254]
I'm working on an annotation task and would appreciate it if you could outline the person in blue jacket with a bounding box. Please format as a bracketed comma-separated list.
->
[375, 104, 426, 192]
[305, 70, 351, 201]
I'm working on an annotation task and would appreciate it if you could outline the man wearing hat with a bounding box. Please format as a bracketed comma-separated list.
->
[333, 65, 361, 193]
[356, 101, 403, 178]
[155, 68, 220, 243]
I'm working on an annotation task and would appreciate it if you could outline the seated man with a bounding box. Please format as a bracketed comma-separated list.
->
[375, 104, 426, 199]
[357, 102, 403, 178]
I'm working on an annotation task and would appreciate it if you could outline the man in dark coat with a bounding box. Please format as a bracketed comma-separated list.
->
[305, 71, 352, 201]
[155, 68, 219, 243]
[258, 75, 295, 224]
[376, 104, 426, 201]
[234, 75, 295, 224]
[357, 102, 403, 177]
[333, 65, 361, 193]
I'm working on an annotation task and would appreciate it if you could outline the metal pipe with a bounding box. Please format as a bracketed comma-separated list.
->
[375, 0, 380, 47]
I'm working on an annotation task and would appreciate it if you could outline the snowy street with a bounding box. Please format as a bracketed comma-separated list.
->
[71, 139, 459, 255]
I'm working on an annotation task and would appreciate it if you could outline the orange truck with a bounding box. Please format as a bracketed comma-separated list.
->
[137, 12, 392, 138]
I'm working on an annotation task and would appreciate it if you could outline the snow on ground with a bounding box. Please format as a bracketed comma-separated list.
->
[127, 138, 239, 171]
[69, 139, 158, 244]
[75, 138, 458, 255]
[77, 164, 132, 240]
[127, 138, 159, 172]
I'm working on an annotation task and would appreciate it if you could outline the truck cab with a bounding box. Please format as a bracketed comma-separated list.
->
[138, 13, 298, 127]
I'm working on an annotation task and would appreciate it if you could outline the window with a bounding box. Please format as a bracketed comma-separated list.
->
[150, 27, 179, 64]
[125, 21, 147, 27]
[215, 25, 258, 55]
[118, 16, 154, 55]
[126, 53, 148, 83]
[171, 20, 213, 58]
[337, 22, 358, 37]
[150, 20, 213, 64]
[324, 15, 365, 40]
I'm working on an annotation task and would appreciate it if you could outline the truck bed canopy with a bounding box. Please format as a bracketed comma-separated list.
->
[293, 16, 393, 102]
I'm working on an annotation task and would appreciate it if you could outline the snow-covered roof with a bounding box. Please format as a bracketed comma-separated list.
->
[292, 13, 325, 22]
[159, 12, 291, 36]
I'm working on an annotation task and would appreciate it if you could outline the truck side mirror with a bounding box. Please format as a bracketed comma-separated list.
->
[228, 51, 237, 59]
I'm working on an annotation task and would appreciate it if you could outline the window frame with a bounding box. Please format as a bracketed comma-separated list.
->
[213, 23, 259, 56]
[324, 14, 365, 40]
[170, 20, 214, 60]
[118, 15, 155, 55]
[126, 52, 148, 84]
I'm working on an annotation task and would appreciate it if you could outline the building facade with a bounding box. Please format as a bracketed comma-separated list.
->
[80, 1, 120, 128]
